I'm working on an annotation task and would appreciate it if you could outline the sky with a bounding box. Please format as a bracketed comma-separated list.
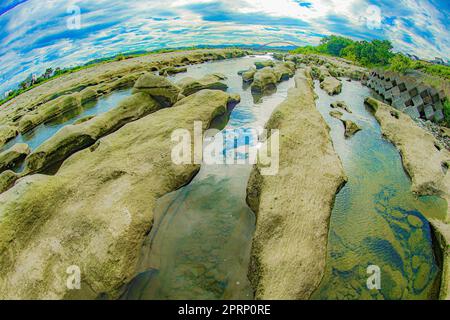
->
[0, 0, 449, 95]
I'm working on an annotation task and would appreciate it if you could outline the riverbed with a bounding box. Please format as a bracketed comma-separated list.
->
[1, 88, 132, 153]
[122, 55, 295, 300]
[311, 79, 447, 300]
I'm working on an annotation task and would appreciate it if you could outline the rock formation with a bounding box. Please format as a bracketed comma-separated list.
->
[330, 110, 343, 119]
[0, 125, 19, 148]
[0, 89, 239, 299]
[342, 120, 361, 138]
[133, 73, 181, 107]
[177, 74, 228, 96]
[254, 60, 275, 70]
[365, 97, 450, 300]
[331, 101, 352, 113]
[246, 69, 347, 299]
[0, 143, 31, 172]
[251, 67, 279, 93]
[320, 76, 342, 95]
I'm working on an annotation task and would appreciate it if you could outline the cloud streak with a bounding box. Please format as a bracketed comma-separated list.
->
[0, 0, 448, 94]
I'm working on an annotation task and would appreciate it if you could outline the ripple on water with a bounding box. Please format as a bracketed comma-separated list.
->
[312, 79, 446, 300]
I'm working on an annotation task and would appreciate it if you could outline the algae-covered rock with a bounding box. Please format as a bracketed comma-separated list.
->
[73, 115, 95, 125]
[273, 62, 296, 81]
[18, 88, 100, 134]
[241, 67, 257, 83]
[320, 76, 342, 95]
[177, 74, 228, 96]
[246, 69, 346, 299]
[133, 72, 181, 107]
[272, 53, 286, 61]
[0, 125, 18, 148]
[251, 67, 278, 93]
[255, 60, 274, 70]
[366, 97, 450, 300]
[0, 143, 31, 172]
[331, 101, 352, 113]
[330, 110, 343, 119]
[0, 49, 248, 129]
[159, 66, 187, 76]
[24, 92, 161, 174]
[0, 90, 237, 300]
[342, 119, 361, 138]
[365, 97, 450, 208]
[0, 170, 18, 194]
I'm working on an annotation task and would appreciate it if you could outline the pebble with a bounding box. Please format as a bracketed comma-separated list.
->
[415, 119, 450, 151]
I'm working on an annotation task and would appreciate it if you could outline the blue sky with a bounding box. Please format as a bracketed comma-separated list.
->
[0, 0, 449, 95]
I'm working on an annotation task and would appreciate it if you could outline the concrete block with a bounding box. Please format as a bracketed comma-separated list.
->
[434, 101, 444, 111]
[424, 105, 435, 120]
[403, 106, 421, 119]
[423, 94, 433, 105]
[398, 82, 407, 92]
[408, 87, 419, 97]
[412, 95, 423, 107]
[434, 109, 444, 122]
[393, 98, 405, 110]
[390, 86, 401, 96]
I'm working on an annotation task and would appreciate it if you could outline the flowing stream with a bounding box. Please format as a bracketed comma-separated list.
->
[122, 55, 294, 300]
[1, 88, 132, 153]
[311, 79, 447, 300]
[11, 56, 446, 300]
[122, 59, 447, 300]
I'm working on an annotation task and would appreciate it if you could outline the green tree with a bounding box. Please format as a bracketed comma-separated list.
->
[389, 54, 413, 73]
[320, 35, 354, 56]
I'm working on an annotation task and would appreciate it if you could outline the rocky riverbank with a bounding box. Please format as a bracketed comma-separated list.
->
[0, 89, 239, 299]
[365, 96, 450, 300]
[0, 49, 248, 149]
[246, 69, 347, 299]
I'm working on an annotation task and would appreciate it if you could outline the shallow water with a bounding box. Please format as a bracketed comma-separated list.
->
[312, 79, 447, 300]
[1, 88, 132, 153]
[122, 56, 295, 300]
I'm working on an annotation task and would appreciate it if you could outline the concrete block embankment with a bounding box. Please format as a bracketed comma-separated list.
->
[366, 70, 446, 123]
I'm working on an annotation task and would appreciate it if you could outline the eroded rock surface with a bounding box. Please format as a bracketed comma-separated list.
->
[177, 74, 228, 96]
[0, 143, 31, 172]
[366, 97, 450, 300]
[133, 73, 181, 107]
[251, 67, 279, 93]
[0, 89, 238, 299]
[0, 170, 18, 194]
[365, 97, 450, 207]
[330, 110, 343, 119]
[0, 49, 248, 131]
[0, 125, 19, 148]
[255, 60, 275, 70]
[331, 100, 352, 113]
[241, 67, 257, 83]
[342, 119, 361, 138]
[246, 69, 347, 299]
[320, 76, 342, 95]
